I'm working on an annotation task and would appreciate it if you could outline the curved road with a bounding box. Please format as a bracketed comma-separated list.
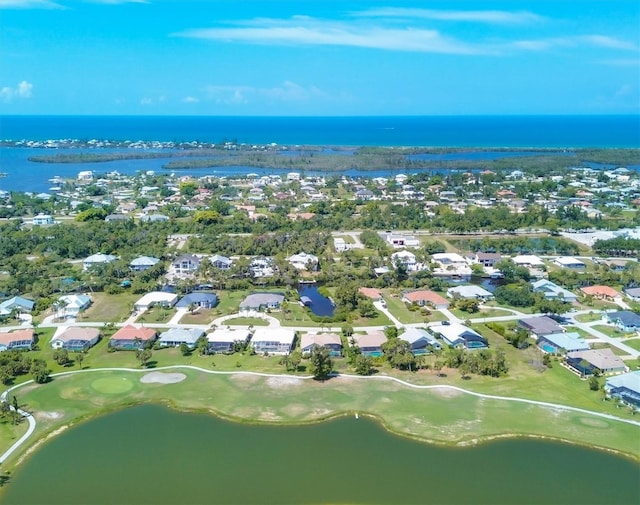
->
[1, 365, 638, 465]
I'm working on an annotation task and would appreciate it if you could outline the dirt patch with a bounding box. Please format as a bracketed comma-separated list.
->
[266, 376, 303, 389]
[281, 404, 309, 417]
[429, 387, 463, 398]
[140, 372, 186, 384]
[229, 374, 262, 385]
[36, 411, 64, 420]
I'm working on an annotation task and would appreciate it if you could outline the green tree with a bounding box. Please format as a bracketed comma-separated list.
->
[136, 348, 152, 368]
[196, 336, 209, 356]
[76, 352, 84, 369]
[53, 348, 69, 366]
[179, 343, 191, 356]
[381, 338, 416, 371]
[309, 345, 333, 380]
[589, 376, 600, 391]
[30, 360, 50, 384]
[384, 326, 399, 340]
[354, 354, 374, 375]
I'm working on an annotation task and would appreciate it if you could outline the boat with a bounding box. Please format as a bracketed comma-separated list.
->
[0, 172, 7, 178]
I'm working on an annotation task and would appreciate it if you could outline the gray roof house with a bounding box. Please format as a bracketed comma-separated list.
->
[83, 253, 117, 271]
[537, 332, 589, 354]
[446, 285, 494, 301]
[207, 328, 252, 354]
[158, 328, 205, 349]
[130, 256, 161, 272]
[176, 292, 218, 309]
[605, 371, 640, 410]
[239, 293, 285, 312]
[531, 279, 578, 302]
[603, 311, 640, 332]
[399, 328, 441, 354]
[430, 323, 488, 349]
[209, 254, 233, 270]
[623, 287, 640, 302]
[171, 254, 202, 276]
[567, 349, 627, 375]
[519, 316, 564, 336]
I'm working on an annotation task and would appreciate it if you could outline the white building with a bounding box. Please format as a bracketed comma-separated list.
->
[77, 170, 93, 181]
[133, 291, 178, 312]
[83, 253, 118, 271]
[287, 252, 319, 271]
[391, 250, 418, 271]
[250, 327, 296, 355]
[32, 213, 54, 226]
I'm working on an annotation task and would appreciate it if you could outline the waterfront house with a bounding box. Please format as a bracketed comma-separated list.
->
[430, 323, 488, 349]
[170, 254, 202, 277]
[401, 290, 450, 310]
[537, 332, 589, 354]
[239, 293, 285, 312]
[50, 327, 100, 352]
[358, 287, 383, 301]
[82, 252, 117, 271]
[511, 255, 545, 268]
[0, 329, 34, 352]
[250, 327, 296, 355]
[472, 252, 502, 268]
[176, 292, 218, 310]
[531, 279, 578, 302]
[349, 331, 387, 356]
[158, 328, 204, 349]
[300, 333, 343, 357]
[553, 257, 586, 269]
[206, 328, 251, 354]
[603, 311, 640, 332]
[287, 252, 319, 271]
[133, 291, 178, 312]
[399, 328, 441, 354]
[391, 250, 418, 271]
[130, 256, 161, 272]
[57, 294, 92, 318]
[109, 325, 157, 350]
[446, 285, 494, 302]
[605, 371, 640, 409]
[566, 348, 627, 375]
[519, 316, 564, 337]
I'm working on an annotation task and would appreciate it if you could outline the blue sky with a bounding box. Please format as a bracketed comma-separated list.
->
[1, 0, 639, 115]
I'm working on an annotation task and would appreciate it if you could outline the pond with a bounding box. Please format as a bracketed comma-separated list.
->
[297, 284, 334, 317]
[1, 404, 638, 505]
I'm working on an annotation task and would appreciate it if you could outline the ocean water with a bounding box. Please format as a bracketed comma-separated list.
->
[1, 115, 639, 147]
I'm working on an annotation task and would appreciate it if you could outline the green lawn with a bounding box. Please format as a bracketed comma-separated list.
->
[179, 309, 216, 325]
[575, 312, 604, 323]
[621, 338, 640, 352]
[591, 343, 629, 356]
[592, 325, 631, 339]
[221, 317, 269, 327]
[80, 292, 139, 323]
[382, 292, 428, 324]
[137, 306, 175, 324]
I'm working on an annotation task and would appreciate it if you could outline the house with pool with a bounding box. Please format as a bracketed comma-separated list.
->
[207, 327, 252, 354]
[602, 311, 640, 333]
[566, 349, 628, 376]
[0, 329, 34, 352]
[109, 325, 157, 350]
[605, 371, 640, 410]
[430, 323, 488, 349]
[300, 332, 343, 357]
[537, 332, 589, 355]
[51, 326, 100, 352]
[158, 328, 204, 349]
[399, 328, 441, 354]
[349, 331, 387, 357]
[250, 327, 296, 355]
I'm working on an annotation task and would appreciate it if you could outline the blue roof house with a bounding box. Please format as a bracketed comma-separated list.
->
[400, 328, 441, 354]
[0, 296, 35, 317]
[176, 292, 218, 309]
[537, 332, 589, 354]
[605, 371, 640, 410]
[603, 311, 640, 333]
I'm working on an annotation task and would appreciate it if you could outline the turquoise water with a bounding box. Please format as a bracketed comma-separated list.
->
[1, 404, 638, 505]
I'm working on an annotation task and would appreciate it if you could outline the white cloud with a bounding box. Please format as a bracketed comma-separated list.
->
[140, 97, 153, 105]
[596, 58, 640, 67]
[182, 96, 199, 103]
[0, 80, 33, 102]
[0, 0, 63, 8]
[85, 0, 148, 4]
[510, 35, 637, 52]
[177, 18, 488, 55]
[355, 8, 544, 24]
[204, 81, 326, 105]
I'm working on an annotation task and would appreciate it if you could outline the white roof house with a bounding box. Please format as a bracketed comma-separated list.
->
[432, 253, 466, 265]
[553, 257, 586, 269]
[207, 328, 252, 353]
[512, 255, 545, 267]
[430, 323, 488, 349]
[391, 250, 418, 271]
[446, 285, 494, 301]
[250, 327, 296, 355]
[287, 252, 319, 271]
[130, 256, 160, 271]
[57, 294, 92, 318]
[133, 291, 178, 312]
[32, 213, 54, 226]
[83, 253, 117, 271]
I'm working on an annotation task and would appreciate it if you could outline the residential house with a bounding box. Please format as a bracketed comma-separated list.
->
[333, 237, 353, 252]
[431, 253, 472, 275]
[603, 311, 640, 332]
[580, 285, 622, 301]
[446, 285, 494, 302]
[83, 253, 117, 271]
[566, 349, 627, 375]
[287, 252, 319, 271]
[537, 332, 589, 354]
[57, 294, 92, 318]
[32, 213, 54, 226]
[349, 331, 387, 356]
[355, 189, 374, 200]
[250, 257, 275, 278]
[140, 213, 169, 223]
[130, 256, 160, 272]
[430, 323, 488, 349]
[250, 327, 296, 355]
[170, 254, 202, 277]
[300, 333, 343, 357]
[511, 255, 545, 268]
[158, 328, 205, 349]
[133, 291, 178, 312]
[209, 254, 233, 270]
[176, 292, 218, 310]
[391, 250, 418, 271]
[207, 328, 252, 354]
[400, 328, 441, 354]
[0, 296, 35, 317]
[0, 329, 34, 352]
[239, 293, 285, 312]
[519, 316, 564, 337]
[50, 327, 100, 352]
[623, 287, 640, 302]
[383, 233, 420, 249]
[531, 279, 578, 302]
[401, 290, 450, 310]
[472, 252, 502, 268]
[109, 325, 157, 350]
[553, 257, 586, 269]
[105, 213, 131, 223]
[605, 371, 640, 409]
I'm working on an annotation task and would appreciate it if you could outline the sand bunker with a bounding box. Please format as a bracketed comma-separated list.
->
[140, 372, 187, 384]
[266, 376, 303, 389]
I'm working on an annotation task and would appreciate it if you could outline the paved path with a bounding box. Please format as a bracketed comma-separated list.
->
[1, 365, 638, 465]
[373, 301, 403, 328]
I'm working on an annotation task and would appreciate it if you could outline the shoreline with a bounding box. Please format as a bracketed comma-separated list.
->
[1, 366, 638, 478]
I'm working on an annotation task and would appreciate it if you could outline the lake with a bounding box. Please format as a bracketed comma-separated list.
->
[1, 404, 638, 505]
[298, 284, 334, 317]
